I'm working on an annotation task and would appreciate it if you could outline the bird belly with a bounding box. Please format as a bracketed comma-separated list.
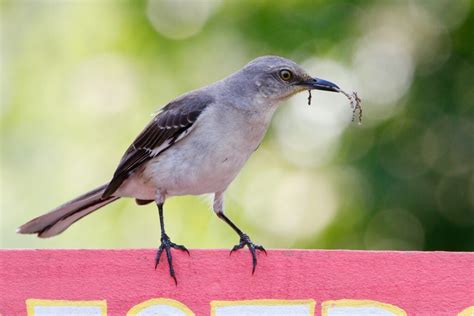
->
[145, 136, 253, 196]
[115, 133, 254, 199]
[117, 104, 275, 199]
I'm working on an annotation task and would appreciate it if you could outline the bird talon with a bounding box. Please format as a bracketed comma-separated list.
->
[230, 233, 265, 273]
[230, 242, 245, 254]
[154, 233, 188, 284]
[170, 242, 190, 256]
[154, 245, 165, 269]
[256, 245, 267, 255]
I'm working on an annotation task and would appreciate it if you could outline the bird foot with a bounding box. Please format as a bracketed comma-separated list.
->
[230, 233, 267, 274]
[155, 233, 189, 285]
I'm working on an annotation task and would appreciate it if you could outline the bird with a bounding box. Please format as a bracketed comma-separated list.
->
[17, 55, 340, 284]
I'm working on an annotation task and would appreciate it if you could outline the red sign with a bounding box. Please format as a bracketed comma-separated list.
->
[1, 249, 472, 315]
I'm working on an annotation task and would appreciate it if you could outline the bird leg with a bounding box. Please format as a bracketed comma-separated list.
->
[155, 202, 189, 285]
[217, 212, 267, 274]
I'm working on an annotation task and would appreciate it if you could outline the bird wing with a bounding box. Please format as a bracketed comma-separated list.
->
[102, 92, 214, 198]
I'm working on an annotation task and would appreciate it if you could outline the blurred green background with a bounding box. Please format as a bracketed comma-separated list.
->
[1, 0, 473, 251]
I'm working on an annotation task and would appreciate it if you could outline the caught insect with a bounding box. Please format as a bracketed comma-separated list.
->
[340, 90, 362, 125]
[307, 89, 362, 124]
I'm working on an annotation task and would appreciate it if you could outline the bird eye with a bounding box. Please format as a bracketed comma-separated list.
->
[279, 69, 293, 81]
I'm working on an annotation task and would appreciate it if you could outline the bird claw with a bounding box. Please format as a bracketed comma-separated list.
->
[230, 233, 266, 274]
[155, 233, 189, 285]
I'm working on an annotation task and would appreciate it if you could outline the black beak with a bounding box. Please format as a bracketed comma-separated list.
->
[298, 77, 340, 92]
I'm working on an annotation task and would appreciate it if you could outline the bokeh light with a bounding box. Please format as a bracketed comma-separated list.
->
[68, 54, 140, 114]
[146, 0, 220, 40]
[1, 0, 473, 252]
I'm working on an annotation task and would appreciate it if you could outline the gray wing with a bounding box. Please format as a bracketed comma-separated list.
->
[102, 92, 213, 198]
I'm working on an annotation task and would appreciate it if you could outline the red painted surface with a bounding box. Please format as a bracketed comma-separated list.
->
[0, 249, 473, 315]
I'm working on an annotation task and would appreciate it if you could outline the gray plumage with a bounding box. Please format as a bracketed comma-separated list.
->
[102, 92, 213, 198]
[17, 55, 341, 278]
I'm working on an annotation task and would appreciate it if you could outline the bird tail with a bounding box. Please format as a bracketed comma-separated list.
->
[17, 184, 119, 238]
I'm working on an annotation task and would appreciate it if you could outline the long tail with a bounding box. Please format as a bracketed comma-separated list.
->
[17, 184, 119, 238]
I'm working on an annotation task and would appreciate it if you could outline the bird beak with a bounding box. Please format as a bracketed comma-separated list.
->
[297, 77, 340, 92]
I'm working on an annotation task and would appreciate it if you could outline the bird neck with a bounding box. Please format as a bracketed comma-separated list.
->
[211, 75, 280, 114]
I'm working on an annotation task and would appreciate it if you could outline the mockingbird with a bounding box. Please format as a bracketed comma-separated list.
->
[18, 55, 341, 283]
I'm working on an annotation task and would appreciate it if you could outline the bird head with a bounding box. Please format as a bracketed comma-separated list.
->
[238, 55, 340, 103]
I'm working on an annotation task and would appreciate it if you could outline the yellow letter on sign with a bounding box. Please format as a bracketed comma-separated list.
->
[127, 298, 194, 316]
[26, 299, 106, 316]
[211, 299, 315, 316]
[322, 300, 407, 316]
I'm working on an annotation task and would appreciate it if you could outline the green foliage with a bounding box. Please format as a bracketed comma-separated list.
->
[1, 0, 473, 251]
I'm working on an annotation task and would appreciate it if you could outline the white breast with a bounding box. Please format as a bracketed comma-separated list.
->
[117, 103, 277, 199]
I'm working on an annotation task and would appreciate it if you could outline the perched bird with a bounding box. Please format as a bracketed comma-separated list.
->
[18, 56, 340, 283]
